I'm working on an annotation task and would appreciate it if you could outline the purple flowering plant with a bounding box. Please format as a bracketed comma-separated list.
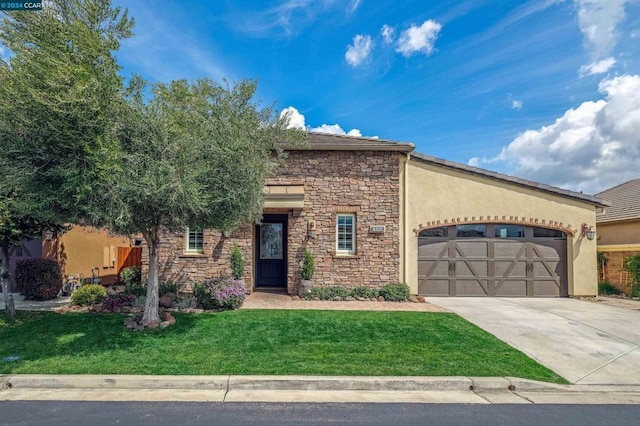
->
[193, 274, 246, 310]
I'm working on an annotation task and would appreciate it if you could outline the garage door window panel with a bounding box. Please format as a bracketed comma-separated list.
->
[495, 225, 525, 238]
[456, 224, 486, 238]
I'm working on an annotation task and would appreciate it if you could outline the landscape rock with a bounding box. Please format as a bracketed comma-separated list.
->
[409, 296, 419, 303]
[355, 297, 366, 301]
[291, 295, 301, 301]
[345, 296, 355, 301]
[121, 306, 131, 313]
[159, 321, 171, 328]
[332, 296, 343, 301]
[159, 294, 176, 308]
[377, 296, 385, 302]
[415, 295, 426, 303]
[312, 297, 321, 301]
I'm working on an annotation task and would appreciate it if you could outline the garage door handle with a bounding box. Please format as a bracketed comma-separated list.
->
[526, 262, 533, 272]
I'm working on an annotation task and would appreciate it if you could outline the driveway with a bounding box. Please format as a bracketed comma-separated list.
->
[429, 297, 640, 385]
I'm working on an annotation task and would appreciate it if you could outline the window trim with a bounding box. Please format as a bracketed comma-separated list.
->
[185, 228, 204, 254]
[336, 213, 356, 255]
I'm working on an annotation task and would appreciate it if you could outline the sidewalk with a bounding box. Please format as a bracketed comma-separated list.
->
[2, 374, 640, 404]
[0, 294, 71, 311]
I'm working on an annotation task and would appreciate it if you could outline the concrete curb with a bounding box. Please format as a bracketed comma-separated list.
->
[4, 374, 638, 393]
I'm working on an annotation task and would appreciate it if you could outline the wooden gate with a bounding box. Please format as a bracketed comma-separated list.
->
[116, 247, 142, 280]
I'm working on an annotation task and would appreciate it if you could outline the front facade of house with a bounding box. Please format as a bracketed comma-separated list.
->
[595, 179, 640, 292]
[148, 133, 605, 297]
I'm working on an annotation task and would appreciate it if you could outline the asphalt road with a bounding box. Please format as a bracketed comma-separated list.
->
[1, 402, 640, 425]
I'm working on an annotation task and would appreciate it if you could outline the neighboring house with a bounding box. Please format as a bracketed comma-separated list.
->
[7, 239, 43, 292]
[8, 226, 140, 289]
[596, 179, 640, 292]
[147, 132, 605, 298]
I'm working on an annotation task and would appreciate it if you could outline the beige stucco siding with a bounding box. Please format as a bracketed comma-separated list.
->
[596, 220, 640, 247]
[400, 158, 599, 296]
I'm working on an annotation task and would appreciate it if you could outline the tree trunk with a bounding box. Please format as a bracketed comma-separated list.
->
[141, 230, 161, 326]
[1, 245, 16, 320]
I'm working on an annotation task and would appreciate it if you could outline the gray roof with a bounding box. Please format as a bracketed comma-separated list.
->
[410, 152, 608, 208]
[286, 132, 415, 152]
[596, 179, 640, 223]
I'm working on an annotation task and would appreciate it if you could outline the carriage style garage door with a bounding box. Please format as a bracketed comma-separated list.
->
[418, 224, 568, 297]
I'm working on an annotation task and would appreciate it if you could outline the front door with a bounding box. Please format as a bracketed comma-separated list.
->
[255, 214, 288, 288]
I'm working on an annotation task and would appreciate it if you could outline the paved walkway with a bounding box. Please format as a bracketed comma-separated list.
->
[242, 291, 447, 312]
[0, 293, 71, 312]
[428, 297, 640, 385]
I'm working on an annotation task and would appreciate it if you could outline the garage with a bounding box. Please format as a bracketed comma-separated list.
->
[418, 223, 567, 297]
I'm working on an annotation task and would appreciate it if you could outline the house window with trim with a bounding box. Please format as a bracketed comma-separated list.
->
[185, 228, 204, 253]
[336, 214, 356, 255]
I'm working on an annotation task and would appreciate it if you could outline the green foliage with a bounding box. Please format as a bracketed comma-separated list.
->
[159, 281, 180, 296]
[302, 286, 350, 301]
[624, 254, 640, 297]
[379, 283, 411, 302]
[0, 0, 134, 225]
[120, 266, 144, 296]
[175, 295, 197, 310]
[193, 275, 246, 310]
[598, 281, 620, 295]
[597, 252, 608, 267]
[350, 286, 380, 299]
[15, 259, 62, 301]
[71, 284, 107, 306]
[230, 243, 245, 279]
[301, 249, 315, 280]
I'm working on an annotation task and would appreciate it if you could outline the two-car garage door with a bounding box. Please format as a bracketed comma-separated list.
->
[418, 224, 568, 297]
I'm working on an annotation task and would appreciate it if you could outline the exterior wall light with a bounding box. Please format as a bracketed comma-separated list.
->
[307, 220, 316, 239]
[581, 223, 595, 241]
[44, 230, 54, 241]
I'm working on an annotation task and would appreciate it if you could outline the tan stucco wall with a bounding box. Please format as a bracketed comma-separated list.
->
[596, 220, 640, 246]
[43, 226, 130, 285]
[400, 158, 599, 296]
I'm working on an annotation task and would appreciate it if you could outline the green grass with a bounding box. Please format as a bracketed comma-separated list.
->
[0, 310, 567, 383]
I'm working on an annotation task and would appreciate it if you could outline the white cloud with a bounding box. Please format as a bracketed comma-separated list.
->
[512, 100, 523, 110]
[280, 106, 373, 137]
[396, 19, 442, 57]
[575, 0, 628, 60]
[280, 106, 306, 130]
[579, 57, 617, 76]
[381, 24, 395, 44]
[475, 74, 640, 193]
[345, 34, 373, 67]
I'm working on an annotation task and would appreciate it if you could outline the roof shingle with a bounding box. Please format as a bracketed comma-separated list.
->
[596, 179, 640, 223]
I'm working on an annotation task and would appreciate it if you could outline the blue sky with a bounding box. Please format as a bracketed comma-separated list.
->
[114, 1, 640, 194]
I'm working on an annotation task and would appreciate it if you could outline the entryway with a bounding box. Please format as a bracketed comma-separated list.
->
[255, 214, 288, 288]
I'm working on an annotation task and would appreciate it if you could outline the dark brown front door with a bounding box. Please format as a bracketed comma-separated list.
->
[255, 214, 287, 288]
[418, 224, 568, 297]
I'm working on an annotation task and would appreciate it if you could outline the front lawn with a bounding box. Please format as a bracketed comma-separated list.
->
[0, 310, 566, 383]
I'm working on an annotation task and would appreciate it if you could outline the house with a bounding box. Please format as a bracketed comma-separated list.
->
[596, 179, 640, 292]
[148, 132, 605, 297]
[8, 226, 140, 290]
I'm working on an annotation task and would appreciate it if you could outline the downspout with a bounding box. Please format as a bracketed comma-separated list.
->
[403, 153, 410, 284]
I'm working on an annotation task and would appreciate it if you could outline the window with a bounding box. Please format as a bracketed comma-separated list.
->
[336, 214, 356, 254]
[186, 228, 204, 253]
[494, 225, 525, 238]
[456, 224, 486, 237]
[419, 227, 449, 238]
[533, 227, 565, 238]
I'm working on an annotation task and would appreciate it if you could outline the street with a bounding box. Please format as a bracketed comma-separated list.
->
[1, 402, 639, 425]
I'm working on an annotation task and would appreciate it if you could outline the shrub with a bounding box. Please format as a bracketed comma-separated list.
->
[15, 259, 63, 300]
[103, 294, 136, 311]
[230, 243, 245, 279]
[379, 283, 410, 302]
[302, 286, 350, 300]
[301, 249, 315, 280]
[175, 295, 198, 310]
[71, 284, 107, 306]
[624, 254, 640, 297]
[159, 281, 180, 296]
[120, 266, 145, 296]
[351, 286, 380, 299]
[193, 275, 246, 310]
[598, 281, 620, 295]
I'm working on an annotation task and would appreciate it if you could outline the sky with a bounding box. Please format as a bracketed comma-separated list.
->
[112, 1, 638, 194]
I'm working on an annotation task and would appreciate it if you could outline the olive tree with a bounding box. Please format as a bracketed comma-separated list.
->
[105, 78, 305, 325]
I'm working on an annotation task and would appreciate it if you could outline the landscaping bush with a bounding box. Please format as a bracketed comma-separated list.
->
[301, 249, 315, 280]
[15, 259, 63, 301]
[103, 294, 136, 311]
[350, 286, 380, 299]
[624, 254, 640, 298]
[379, 283, 410, 302]
[598, 281, 620, 295]
[193, 275, 246, 310]
[175, 295, 198, 310]
[71, 284, 107, 306]
[159, 281, 180, 296]
[302, 286, 350, 300]
[230, 243, 245, 279]
[120, 266, 144, 296]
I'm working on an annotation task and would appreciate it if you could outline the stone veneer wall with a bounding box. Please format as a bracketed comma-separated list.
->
[144, 150, 401, 295]
[269, 150, 400, 294]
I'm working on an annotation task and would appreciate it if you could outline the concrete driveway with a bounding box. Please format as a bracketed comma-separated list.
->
[429, 297, 640, 385]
